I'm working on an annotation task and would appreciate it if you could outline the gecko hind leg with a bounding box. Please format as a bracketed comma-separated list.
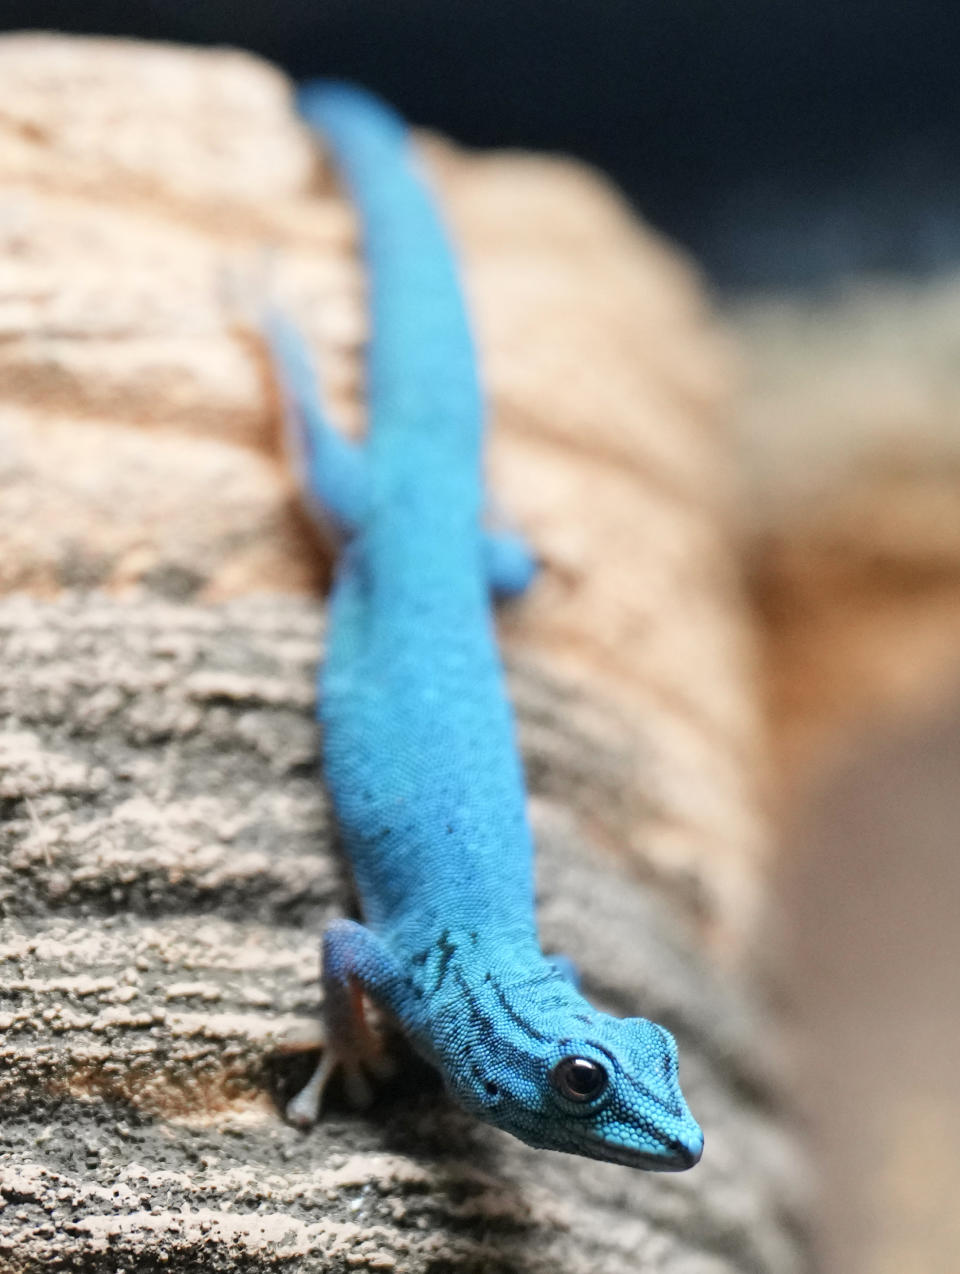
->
[264, 308, 538, 597]
[264, 308, 368, 541]
[286, 919, 408, 1128]
[482, 528, 539, 600]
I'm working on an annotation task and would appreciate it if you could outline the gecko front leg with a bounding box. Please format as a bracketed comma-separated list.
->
[287, 919, 411, 1127]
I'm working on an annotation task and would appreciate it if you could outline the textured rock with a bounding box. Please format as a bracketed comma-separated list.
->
[0, 33, 804, 1273]
[0, 598, 805, 1273]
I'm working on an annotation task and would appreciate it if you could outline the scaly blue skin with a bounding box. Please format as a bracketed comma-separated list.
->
[271, 81, 703, 1171]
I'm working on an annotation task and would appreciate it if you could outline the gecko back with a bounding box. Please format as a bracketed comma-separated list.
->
[295, 83, 536, 946]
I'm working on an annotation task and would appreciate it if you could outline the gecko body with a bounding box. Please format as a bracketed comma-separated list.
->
[270, 82, 703, 1171]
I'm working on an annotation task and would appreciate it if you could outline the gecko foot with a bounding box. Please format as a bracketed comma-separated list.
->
[287, 919, 410, 1127]
[285, 1041, 397, 1127]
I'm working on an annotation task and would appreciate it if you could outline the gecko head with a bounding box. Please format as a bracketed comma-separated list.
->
[535, 1020, 703, 1170]
[443, 992, 703, 1171]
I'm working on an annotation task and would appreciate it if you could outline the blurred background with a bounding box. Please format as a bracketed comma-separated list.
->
[5, 4, 958, 1270]
[5, 0, 960, 287]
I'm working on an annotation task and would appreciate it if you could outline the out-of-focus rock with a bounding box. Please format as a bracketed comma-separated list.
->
[731, 282, 960, 781]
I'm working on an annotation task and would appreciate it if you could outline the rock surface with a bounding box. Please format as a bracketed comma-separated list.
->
[0, 34, 804, 1273]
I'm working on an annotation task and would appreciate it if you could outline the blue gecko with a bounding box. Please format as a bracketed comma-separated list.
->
[268, 81, 703, 1171]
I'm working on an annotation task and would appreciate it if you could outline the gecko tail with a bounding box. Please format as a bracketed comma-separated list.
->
[282, 80, 537, 598]
[296, 78, 483, 488]
[297, 80, 408, 149]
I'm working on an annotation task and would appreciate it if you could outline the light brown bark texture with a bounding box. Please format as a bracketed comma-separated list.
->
[730, 284, 960, 1274]
[0, 35, 806, 1273]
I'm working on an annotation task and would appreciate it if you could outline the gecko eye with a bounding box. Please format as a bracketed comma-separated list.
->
[550, 1056, 608, 1103]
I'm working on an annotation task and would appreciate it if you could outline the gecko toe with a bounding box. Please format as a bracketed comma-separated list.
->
[285, 1050, 336, 1127]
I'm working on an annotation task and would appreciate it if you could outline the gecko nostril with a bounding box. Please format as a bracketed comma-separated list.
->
[672, 1132, 704, 1168]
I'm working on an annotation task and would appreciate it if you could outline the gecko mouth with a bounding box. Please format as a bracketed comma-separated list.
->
[578, 1134, 703, 1172]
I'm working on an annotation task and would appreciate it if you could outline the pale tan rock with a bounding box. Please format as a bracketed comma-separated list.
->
[0, 33, 801, 1274]
[0, 31, 761, 933]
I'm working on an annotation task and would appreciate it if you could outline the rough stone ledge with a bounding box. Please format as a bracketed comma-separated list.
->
[0, 595, 808, 1273]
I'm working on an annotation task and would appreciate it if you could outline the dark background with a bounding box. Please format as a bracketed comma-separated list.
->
[4, 0, 960, 288]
